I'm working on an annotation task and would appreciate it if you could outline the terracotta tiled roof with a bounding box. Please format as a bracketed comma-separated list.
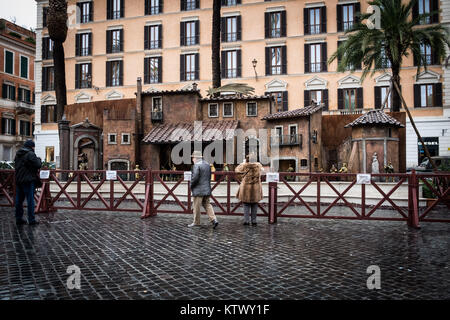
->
[142, 120, 239, 144]
[200, 94, 273, 101]
[344, 110, 405, 128]
[262, 104, 323, 120]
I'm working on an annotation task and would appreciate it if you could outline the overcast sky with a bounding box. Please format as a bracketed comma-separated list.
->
[0, 0, 37, 30]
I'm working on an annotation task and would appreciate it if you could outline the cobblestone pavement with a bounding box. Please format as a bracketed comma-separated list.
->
[0, 207, 448, 300]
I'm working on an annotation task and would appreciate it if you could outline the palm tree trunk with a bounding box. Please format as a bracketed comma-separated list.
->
[211, 0, 221, 89]
[53, 41, 67, 121]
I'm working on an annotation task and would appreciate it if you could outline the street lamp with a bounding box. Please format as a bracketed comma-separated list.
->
[252, 58, 258, 80]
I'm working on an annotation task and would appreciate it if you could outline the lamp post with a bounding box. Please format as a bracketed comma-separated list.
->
[252, 58, 258, 80]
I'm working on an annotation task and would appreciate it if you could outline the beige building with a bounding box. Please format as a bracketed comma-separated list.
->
[34, 0, 448, 167]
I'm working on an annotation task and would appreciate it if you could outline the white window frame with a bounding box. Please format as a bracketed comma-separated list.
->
[108, 133, 117, 144]
[208, 103, 219, 118]
[246, 101, 258, 117]
[288, 124, 298, 137]
[4, 49, 14, 75]
[121, 133, 131, 144]
[222, 102, 234, 117]
[300, 158, 308, 168]
[19, 55, 29, 79]
[152, 96, 162, 111]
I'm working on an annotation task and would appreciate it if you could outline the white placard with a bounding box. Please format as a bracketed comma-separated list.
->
[39, 170, 50, 179]
[106, 170, 117, 180]
[266, 172, 280, 183]
[184, 171, 192, 181]
[357, 173, 371, 184]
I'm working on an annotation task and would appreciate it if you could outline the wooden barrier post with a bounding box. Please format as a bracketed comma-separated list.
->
[408, 169, 420, 229]
[268, 181, 277, 224]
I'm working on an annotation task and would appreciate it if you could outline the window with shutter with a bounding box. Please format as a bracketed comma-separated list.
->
[20, 56, 29, 79]
[144, 57, 161, 84]
[4, 51, 13, 74]
[79, 2, 93, 23]
[146, 0, 163, 15]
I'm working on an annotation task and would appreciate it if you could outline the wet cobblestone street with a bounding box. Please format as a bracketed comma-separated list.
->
[0, 207, 448, 300]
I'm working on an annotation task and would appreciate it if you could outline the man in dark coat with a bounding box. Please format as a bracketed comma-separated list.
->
[189, 150, 218, 228]
[14, 140, 42, 225]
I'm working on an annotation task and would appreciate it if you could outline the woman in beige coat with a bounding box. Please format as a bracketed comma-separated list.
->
[235, 155, 263, 226]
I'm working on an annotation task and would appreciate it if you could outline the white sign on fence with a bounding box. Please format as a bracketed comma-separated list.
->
[106, 170, 117, 180]
[184, 171, 192, 181]
[39, 170, 50, 179]
[266, 172, 279, 183]
[357, 173, 371, 184]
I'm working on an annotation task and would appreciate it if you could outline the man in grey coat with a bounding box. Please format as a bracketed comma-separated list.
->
[189, 151, 218, 228]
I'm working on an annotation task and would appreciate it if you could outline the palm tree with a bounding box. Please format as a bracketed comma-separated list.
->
[47, 0, 68, 121]
[329, 0, 450, 112]
[211, 0, 221, 90]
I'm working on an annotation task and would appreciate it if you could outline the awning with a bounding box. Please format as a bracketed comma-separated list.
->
[142, 120, 239, 144]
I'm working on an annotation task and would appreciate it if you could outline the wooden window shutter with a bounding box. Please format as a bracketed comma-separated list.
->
[282, 91, 288, 111]
[304, 90, 310, 107]
[144, 26, 149, 49]
[412, 2, 418, 22]
[41, 106, 47, 123]
[145, 0, 149, 15]
[356, 87, 363, 109]
[281, 46, 287, 74]
[75, 64, 80, 89]
[107, 0, 112, 19]
[180, 22, 185, 46]
[195, 53, 199, 80]
[338, 89, 344, 109]
[42, 67, 47, 91]
[280, 11, 286, 37]
[18, 88, 22, 102]
[265, 47, 270, 75]
[354, 3, 361, 24]
[374, 87, 381, 109]
[304, 44, 310, 73]
[264, 12, 270, 38]
[89, 1, 94, 21]
[195, 21, 200, 44]
[1, 84, 7, 99]
[337, 5, 343, 32]
[221, 17, 226, 42]
[144, 57, 149, 83]
[106, 30, 112, 53]
[236, 16, 242, 41]
[321, 6, 327, 33]
[434, 83, 442, 107]
[304, 8, 309, 35]
[120, 0, 125, 18]
[431, 0, 439, 23]
[158, 25, 162, 48]
[237, 50, 242, 78]
[1, 118, 5, 134]
[119, 60, 123, 86]
[322, 89, 329, 110]
[321, 42, 327, 72]
[120, 29, 124, 52]
[221, 51, 227, 78]
[195, 0, 199, 9]
[414, 84, 421, 108]
[75, 34, 81, 56]
[158, 56, 162, 83]
[88, 33, 92, 55]
[159, 0, 163, 13]
[106, 61, 111, 87]
[42, 38, 47, 59]
[181, 0, 185, 11]
[180, 54, 185, 81]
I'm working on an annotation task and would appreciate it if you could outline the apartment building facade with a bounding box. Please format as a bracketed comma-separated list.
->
[0, 19, 35, 162]
[34, 0, 448, 168]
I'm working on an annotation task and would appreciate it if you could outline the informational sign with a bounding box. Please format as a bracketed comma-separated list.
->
[184, 171, 192, 181]
[106, 170, 117, 180]
[39, 170, 50, 179]
[356, 173, 371, 184]
[266, 172, 280, 183]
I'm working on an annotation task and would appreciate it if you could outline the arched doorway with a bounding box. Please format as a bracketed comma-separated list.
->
[73, 135, 99, 170]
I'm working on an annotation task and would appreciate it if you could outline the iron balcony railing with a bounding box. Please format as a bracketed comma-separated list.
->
[271, 134, 303, 147]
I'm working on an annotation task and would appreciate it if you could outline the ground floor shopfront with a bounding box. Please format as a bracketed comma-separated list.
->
[405, 114, 450, 167]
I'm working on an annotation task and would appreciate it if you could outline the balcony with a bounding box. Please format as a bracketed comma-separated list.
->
[271, 134, 303, 147]
[151, 111, 163, 122]
[16, 101, 34, 115]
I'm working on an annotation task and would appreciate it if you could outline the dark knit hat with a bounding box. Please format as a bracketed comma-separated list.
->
[24, 140, 35, 148]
